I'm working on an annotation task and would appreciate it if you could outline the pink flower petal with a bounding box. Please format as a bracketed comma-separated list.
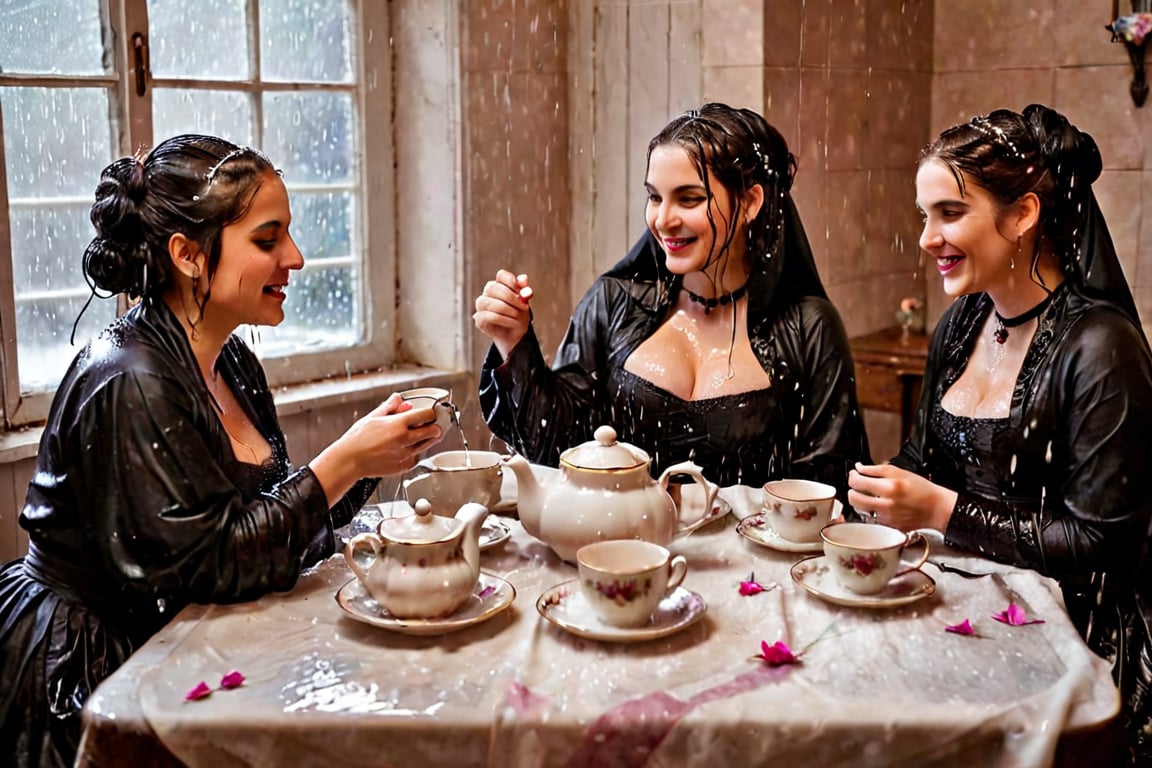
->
[739, 580, 765, 596]
[757, 640, 799, 667]
[220, 670, 245, 689]
[739, 572, 766, 596]
[185, 681, 213, 701]
[945, 619, 975, 636]
[992, 603, 1045, 626]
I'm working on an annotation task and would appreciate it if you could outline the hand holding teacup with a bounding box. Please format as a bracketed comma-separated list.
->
[398, 387, 458, 439]
[820, 522, 930, 595]
[576, 540, 687, 628]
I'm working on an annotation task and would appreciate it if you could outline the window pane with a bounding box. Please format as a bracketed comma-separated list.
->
[16, 294, 114, 391]
[1, 86, 116, 392]
[1, 87, 114, 198]
[10, 203, 94, 294]
[152, 88, 254, 147]
[253, 266, 358, 355]
[260, 0, 352, 83]
[148, 0, 249, 80]
[0, 0, 105, 75]
[263, 92, 354, 184]
[252, 191, 359, 355]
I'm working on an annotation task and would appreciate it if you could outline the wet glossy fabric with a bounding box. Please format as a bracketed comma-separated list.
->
[891, 282, 1152, 762]
[0, 298, 375, 767]
[480, 199, 870, 496]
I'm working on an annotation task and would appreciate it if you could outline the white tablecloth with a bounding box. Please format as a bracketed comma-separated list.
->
[79, 485, 1119, 767]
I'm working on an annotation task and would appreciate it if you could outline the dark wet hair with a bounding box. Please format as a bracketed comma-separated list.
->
[920, 104, 1102, 277]
[646, 102, 797, 269]
[83, 134, 277, 302]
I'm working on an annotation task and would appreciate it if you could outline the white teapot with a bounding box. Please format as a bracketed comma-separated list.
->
[503, 425, 720, 562]
[343, 499, 489, 618]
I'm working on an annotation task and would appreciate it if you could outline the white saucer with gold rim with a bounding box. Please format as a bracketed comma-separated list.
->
[336, 571, 515, 635]
[736, 500, 843, 554]
[789, 555, 936, 609]
[535, 578, 706, 643]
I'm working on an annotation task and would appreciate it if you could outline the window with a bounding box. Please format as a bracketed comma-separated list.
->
[0, 0, 394, 427]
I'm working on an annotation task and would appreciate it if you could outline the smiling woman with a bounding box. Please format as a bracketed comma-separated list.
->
[848, 104, 1152, 766]
[0, 135, 444, 768]
[473, 103, 870, 496]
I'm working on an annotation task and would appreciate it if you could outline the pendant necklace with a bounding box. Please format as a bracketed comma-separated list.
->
[684, 283, 748, 315]
[992, 292, 1053, 344]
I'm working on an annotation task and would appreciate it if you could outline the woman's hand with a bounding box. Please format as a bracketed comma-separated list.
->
[309, 394, 444, 504]
[847, 462, 957, 532]
[473, 269, 532, 360]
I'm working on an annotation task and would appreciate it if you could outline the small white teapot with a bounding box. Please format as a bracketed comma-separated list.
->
[343, 499, 489, 619]
[504, 425, 720, 562]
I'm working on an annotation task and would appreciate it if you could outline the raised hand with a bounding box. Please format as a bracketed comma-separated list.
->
[473, 269, 532, 360]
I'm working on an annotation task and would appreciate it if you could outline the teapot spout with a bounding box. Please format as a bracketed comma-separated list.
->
[503, 454, 543, 537]
[455, 502, 490, 574]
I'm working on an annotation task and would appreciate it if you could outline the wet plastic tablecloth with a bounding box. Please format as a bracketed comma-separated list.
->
[79, 484, 1119, 767]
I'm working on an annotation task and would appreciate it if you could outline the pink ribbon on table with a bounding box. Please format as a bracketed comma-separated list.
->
[559, 664, 795, 768]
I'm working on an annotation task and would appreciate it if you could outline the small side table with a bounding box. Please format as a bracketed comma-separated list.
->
[849, 326, 930, 441]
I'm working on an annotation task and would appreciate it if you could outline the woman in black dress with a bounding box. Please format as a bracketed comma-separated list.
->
[0, 135, 443, 767]
[849, 104, 1152, 765]
[474, 103, 869, 495]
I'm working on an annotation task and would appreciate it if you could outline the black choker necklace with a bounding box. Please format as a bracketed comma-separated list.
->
[993, 293, 1053, 344]
[684, 283, 748, 315]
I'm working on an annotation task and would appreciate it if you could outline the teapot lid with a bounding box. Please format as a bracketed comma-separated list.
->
[379, 499, 461, 542]
[560, 425, 649, 470]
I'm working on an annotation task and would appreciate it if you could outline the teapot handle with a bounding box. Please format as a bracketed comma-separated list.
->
[658, 461, 720, 537]
[343, 532, 385, 587]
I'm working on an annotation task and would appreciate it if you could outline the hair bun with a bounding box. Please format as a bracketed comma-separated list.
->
[82, 237, 136, 295]
[1022, 103, 1102, 186]
[85, 157, 149, 296]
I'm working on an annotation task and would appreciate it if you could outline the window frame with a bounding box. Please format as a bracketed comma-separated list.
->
[0, 0, 396, 428]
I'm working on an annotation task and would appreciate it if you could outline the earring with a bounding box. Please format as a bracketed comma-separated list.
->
[1012, 235, 1021, 270]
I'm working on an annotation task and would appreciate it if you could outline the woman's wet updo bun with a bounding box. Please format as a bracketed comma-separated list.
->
[81, 135, 276, 302]
[83, 157, 150, 296]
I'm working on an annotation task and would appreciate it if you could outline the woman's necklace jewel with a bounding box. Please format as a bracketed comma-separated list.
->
[992, 293, 1054, 345]
[684, 283, 748, 315]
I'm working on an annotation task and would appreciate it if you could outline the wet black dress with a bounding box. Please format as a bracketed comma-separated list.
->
[480, 217, 870, 496]
[0, 299, 375, 767]
[893, 283, 1152, 763]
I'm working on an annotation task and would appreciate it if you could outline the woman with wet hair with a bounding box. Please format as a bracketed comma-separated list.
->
[0, 134, 442, 767]
[474, 102, 869, 494]
[848, 104, 1152, 764]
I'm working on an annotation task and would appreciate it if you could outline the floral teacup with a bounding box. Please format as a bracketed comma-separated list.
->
[763, 479, 837, 543]
[820, 522, 929, 595]
[576, 540, 687, 628]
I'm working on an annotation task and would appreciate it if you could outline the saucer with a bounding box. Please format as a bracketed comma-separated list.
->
[677, 483, 733, 527]
[535, 579, 706, 643]
[481, 517, 512, 550]
[352, 503, 510, 551]
[736, 500, 843, 553]
[336, 571, 516, 635]
[789, 555, 936, 609]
